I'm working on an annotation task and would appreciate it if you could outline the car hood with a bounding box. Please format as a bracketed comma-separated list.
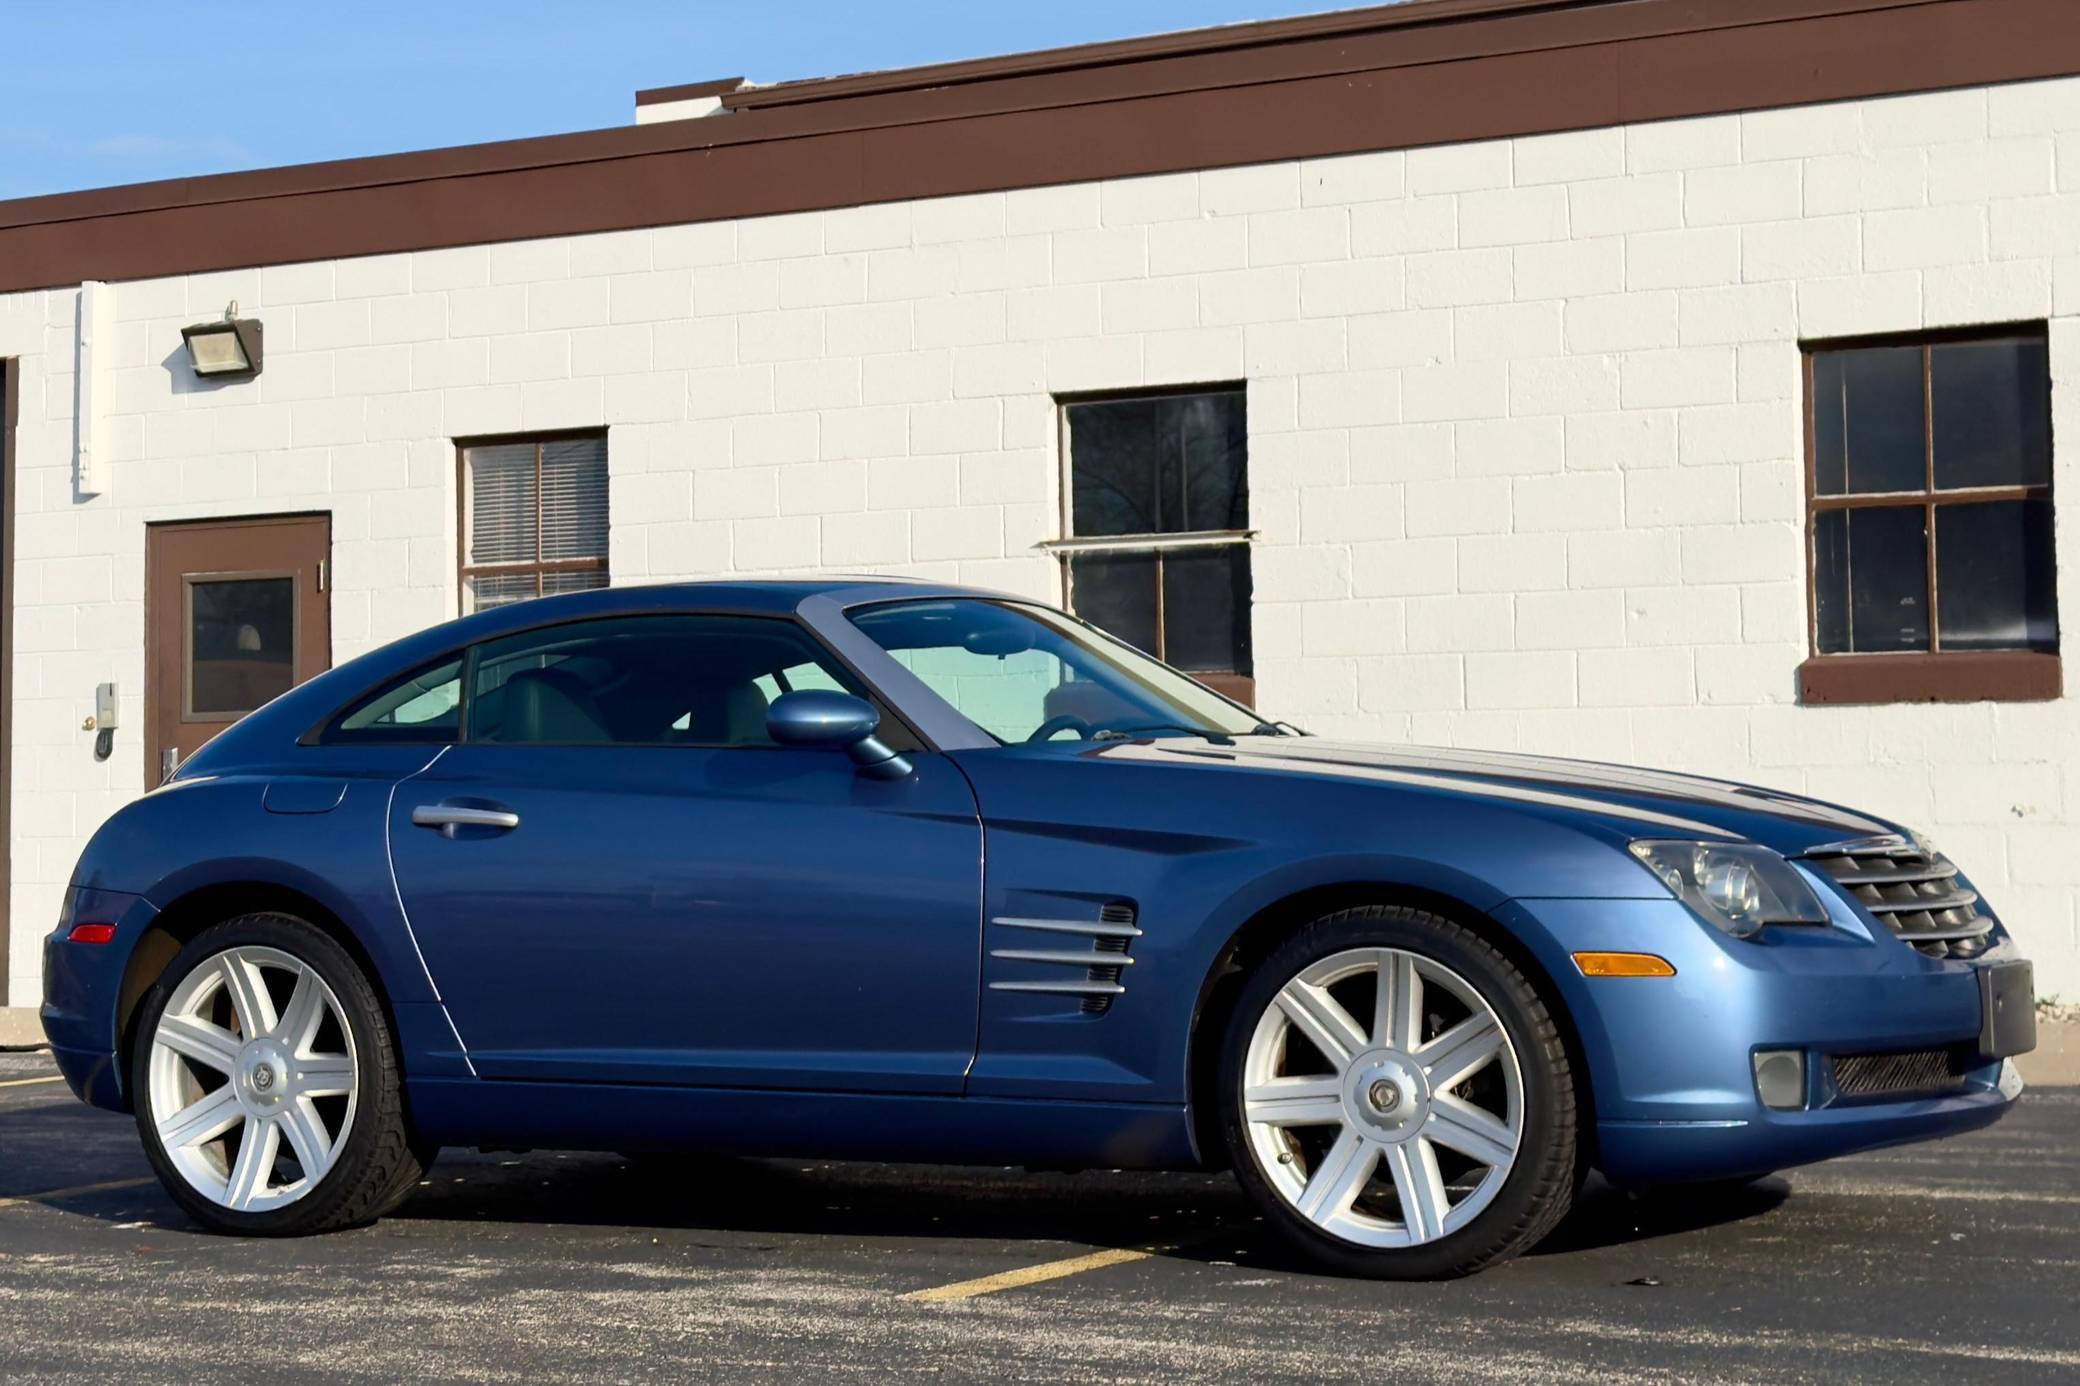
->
[1101, 737, 1898, 857]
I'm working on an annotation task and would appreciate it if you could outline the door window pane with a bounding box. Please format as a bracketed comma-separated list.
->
[1812, 347, 1925, 496]
[1936, 500, 2058, 653]
[1067, 391, 1247, 537]
[1932, 339, 2051, 491]
[1161, 546, 1254, 675]
[189, 577, 294, 715]
[1068, 552, 1159, 658]
[1813, 506, 1929, 654]
[466, 615, 872, 747]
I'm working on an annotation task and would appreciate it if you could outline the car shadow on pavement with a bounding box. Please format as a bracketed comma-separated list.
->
[1531, 1175, 1791, 1256]
[375, 1150, 1787, 1271]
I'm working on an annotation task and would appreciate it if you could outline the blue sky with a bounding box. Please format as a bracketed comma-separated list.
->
[0, 2, 1360, 200]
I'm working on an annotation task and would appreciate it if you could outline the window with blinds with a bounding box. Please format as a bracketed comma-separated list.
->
[459, 433, 609, 612]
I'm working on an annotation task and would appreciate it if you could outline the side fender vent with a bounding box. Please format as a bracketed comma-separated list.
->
[988, 902, 1142, 1016]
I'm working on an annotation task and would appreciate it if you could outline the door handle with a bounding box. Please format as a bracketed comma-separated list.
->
[411, 804, 521, 833]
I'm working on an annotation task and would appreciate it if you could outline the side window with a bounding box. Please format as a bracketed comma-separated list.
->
[330, 658, 464, 742]
[464, 614, 902, 748]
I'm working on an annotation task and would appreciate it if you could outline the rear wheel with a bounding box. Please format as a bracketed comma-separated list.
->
[1218, 905, 1578, 1279]
[132, 912, 427, 1235]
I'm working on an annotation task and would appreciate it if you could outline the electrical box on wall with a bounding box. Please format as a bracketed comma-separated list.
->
[95, 682, 119, 730]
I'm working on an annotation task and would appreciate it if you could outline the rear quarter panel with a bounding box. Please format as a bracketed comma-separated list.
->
[52, 746, 456, 1095]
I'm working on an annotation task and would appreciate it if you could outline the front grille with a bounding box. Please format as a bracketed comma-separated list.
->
[1828, 1046, 1973, 1101]
[1804, 837, 1993, 960]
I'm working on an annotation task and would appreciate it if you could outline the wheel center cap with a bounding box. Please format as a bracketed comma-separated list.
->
[236, 1040, 289, 1109]
[1345, 1049, 1428, 1139]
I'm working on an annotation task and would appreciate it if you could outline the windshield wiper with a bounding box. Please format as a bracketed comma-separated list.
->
[1247, 720, 1307, 736]
[1093, 723, 1236, 745]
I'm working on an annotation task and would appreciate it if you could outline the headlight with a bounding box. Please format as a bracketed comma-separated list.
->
[1628, 840, 1830, 939]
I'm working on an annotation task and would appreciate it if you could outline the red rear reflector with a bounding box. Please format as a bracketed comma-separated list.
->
[67, 923, 117, 945]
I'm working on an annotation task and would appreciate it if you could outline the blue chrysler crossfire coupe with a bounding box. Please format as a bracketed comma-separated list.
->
[43, 579, 2036, 1277]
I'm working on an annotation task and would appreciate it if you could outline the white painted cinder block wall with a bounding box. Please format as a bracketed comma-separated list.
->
[5, 76, 2080, 1006]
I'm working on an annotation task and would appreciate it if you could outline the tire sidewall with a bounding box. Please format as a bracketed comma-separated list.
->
[131, 913, 395, 1236]
[1217, 908, 1572, 1279]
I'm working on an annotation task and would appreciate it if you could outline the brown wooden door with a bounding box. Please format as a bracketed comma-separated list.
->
[147, 514, 331, 783]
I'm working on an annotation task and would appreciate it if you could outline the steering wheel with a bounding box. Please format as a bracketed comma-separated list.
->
[1026, 714, 1095, 744]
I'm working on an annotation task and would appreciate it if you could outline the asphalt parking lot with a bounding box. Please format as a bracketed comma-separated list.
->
[2, 1049, 2076, 1385]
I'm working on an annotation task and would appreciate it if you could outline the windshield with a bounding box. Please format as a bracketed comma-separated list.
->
[847, 599, 1269, 744]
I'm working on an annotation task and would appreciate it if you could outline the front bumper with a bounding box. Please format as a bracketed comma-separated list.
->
[1494, 892, 2029, 1185]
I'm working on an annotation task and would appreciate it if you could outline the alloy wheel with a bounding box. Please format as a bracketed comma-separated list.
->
[145, 945, 359, 1213]
[1240, 946, 1523, 1248]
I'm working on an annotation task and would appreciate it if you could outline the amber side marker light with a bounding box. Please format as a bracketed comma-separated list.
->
[1572, 951, 1676, 978]
[67, 923, 117, 945]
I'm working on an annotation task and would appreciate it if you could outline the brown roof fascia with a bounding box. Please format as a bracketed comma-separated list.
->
[634, 77, 747, 106]
[0, 0, 2075, 293]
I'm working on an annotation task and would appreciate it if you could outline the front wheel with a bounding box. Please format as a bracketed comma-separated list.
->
[132, 912, 428, 1235]
[1218, 905, 1579, 1279]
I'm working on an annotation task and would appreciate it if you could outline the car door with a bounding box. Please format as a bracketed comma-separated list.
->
[384, 611, 983, 1093]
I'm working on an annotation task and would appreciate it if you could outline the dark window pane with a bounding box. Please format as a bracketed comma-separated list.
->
[1932, 339, 2051, 491]
[1812, 354, 1848, 496]
[189, 577, 295, 715]
[540, 436, 610, 560]
[468, 615, 866, 746]
[1812, 505, 1929, 654]
[465, 572, 538, 610]
[1936, 500, 2058, 652]
[1068, 552, 1159, 657]
[1812, 347, 1925, 496]
[1162, 546, 1253, 675]
[1068, 390, 1246, 536]
[466, 442, 539, 564]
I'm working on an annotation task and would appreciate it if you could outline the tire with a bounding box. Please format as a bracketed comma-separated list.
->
[1217, 905, 1578, 1279]
[131, 912, 428, 1236]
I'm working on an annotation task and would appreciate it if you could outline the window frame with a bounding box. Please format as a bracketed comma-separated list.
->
[309, 610, 927, 753]
[1045, 383, 1256, 705]
[455, 428, 610, 613]
[1799, 324, 2061, 706]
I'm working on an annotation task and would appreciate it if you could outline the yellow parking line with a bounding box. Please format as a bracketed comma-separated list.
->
[902, 1246, 1157, 1303]
[0, 1177, 156, 1211]
[0, 1075, 64, 1089]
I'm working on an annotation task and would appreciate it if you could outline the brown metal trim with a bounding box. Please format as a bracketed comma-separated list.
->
[634, 77, 747, 107]
[1798, 652, 2062, 705]
[0, 360, 16, 988]
[1811, 486, 2046, 510]
[1195, 672, 1257, 707]
[719, 0, 1934, 111]
[1, 0, 2077, 292]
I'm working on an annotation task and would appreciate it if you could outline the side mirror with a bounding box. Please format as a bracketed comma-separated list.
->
[765, 690, 912, 781]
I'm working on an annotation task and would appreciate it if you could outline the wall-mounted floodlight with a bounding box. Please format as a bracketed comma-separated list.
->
[180, 301, 264, 379]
